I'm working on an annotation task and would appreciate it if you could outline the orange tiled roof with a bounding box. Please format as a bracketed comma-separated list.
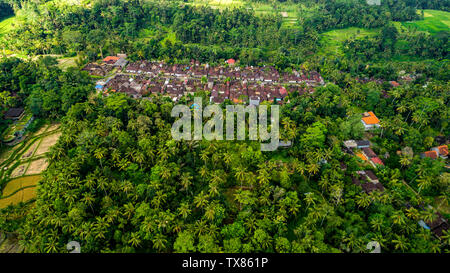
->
[371, 157, 384, 166]
[356, 153, 368, 161]
[103, 56, 120, 62]
[424, 151, 438, 159]
[438, 145, 448, 156]
[362, 111, 380, 125]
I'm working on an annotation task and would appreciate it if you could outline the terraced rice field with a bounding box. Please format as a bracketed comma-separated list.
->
[0, 185, 37, 209]
[0, 123, 61, 209]
[319, 27, 379, 56]
[0, 175, 40, 198]
[401, 10, 450, 34]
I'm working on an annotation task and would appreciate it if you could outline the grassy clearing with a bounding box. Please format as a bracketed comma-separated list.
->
[319, 27, 379, 56]
[0, 16, 17, 38]
[57, 57, 78, 70]
[401, 10, 450, 34]
[187, 0, 301, 28]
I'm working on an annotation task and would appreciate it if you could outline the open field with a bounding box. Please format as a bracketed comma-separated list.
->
[401, 10, 450, 34]
[0, 123, 60, 209]
[25, 158, 49, 175]
[187, 0, 301, 28]
[319, 27, 379, 56]
[0, 16, 17, 38]
[34, 132, 62, 156]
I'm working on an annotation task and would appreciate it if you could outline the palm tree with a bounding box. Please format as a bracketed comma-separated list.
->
[194, 191, 209, 208]
[356, 193, 371, 208]
[152, 234, 168, 252]
[370, 216, 384, 232]
[392, 235, 409, 252]
[180, 172, 193, 192]
[178, 202, 191, 219]
[129, 232, 141, 248]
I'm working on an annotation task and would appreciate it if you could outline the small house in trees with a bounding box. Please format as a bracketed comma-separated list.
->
[426, 212, 449, 237]
[431, 145, 448, 159]
[356, 140, 371, 148]
[390, 81, 400, 87]
[278, 141, 292, 149]
[103, 56, 120, 64]
[361, 111, 381, 131]
[343, 140, 357, 149]
[370, 157, 384, 167]
[4, 108, 25, 120]
[226, 59, 236, 66]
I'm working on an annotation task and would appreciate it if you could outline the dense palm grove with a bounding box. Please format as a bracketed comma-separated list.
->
[0, 0, 449, 253]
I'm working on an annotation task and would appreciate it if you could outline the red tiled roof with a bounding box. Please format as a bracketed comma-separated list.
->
[438, 145, 448, 156]
[227, 59, 236, 65]
[103, 56, 120, 63]
[424, 151, 438, 159]
[390, 81, 400, 87]
[371, 157, 384, 166]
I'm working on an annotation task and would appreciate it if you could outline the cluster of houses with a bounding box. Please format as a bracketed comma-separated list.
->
[82, 54, 129, 76]
[343, 139, 385, 168]
[421, 145, 449, 160]
[341, 139, 385, 194]
[124, 59, 324, 86]
[90, 57, 323, 104]
[100, 74, 311, 104]
[351, 170, 385, 194]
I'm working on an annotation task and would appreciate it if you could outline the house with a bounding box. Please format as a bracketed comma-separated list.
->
[343, 140, 357, 149]
[362, 147, 377, 159]
[356, 140, 371, 149]
[370, 157, 384, 167]
[103, 56, 120, 65]
[421, 150, 439, 160]
[114, 57, 128, 68]
[431, 145, 448, 159]
[356, 152, 368, 161]
[352, 171, 384, 193]
[278, 141, 292, 149]
[226, 59, 236, 66]
[249, 96, 260, 106]
[4, 108, 25, 120]
[427, 212, 449, 237]
[365, 170, 379, 183]
[390, 81, 400, 87]
[361, 111, 381, 131]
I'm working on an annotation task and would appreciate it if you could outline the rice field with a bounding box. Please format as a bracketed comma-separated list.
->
[318, 27, 379, 56]
[0, 16, 17, 38]
[0, 186, 37, 209]
[1, 175, 41, 198]
[401, 10, 450, 34]
[0, 123, 61, 209]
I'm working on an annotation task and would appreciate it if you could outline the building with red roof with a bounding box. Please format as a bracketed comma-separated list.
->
[422, 150, 438, 159]
[370, 157, 384, 166]
[226, 59, 236, 65]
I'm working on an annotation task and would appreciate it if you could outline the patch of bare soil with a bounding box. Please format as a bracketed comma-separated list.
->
[25, 158, 48, 175]
[34, 132, 61, 156]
